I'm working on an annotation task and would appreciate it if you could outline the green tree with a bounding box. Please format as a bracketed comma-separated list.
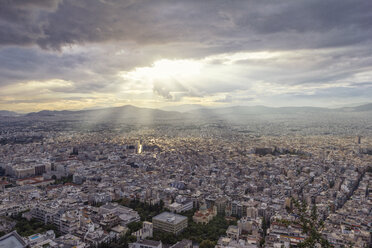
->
[262, 216, 268, 236]
[199, 240, 215, 248]
[292, 198, 331, 248]
[127, 221, 142, 233]
[127, 235, 137, 243]
[259, 238, 265, 247]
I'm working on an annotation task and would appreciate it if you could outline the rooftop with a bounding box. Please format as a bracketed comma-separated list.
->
[136, 239, 162, 246]
[0, 231, 27, 248]
[153, 211, 187, 224]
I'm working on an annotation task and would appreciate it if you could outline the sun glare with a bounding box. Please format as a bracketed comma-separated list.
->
[120, 59, 203, 82]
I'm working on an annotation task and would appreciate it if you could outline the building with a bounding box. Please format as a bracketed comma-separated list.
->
[27, 230, 56, 247]
[167, 200, 193, 213]
[54, 234, 86, 248]
[174, 196, 193, 212]
[99, 203, 140, 226]
[31, 204, 61, 227]
[130, 239, 162, 248]
[0, 231, 27, 248]
[152, 212, 188, 235]
[193, 202, 217, 224]
[60, 210, 80, 234]
[14, 166, 35, 179]
[132, 221, 153, 240]
[34, 165, 46, 176]
[170, 239, 192, 248]
[0, 203, 30, 217]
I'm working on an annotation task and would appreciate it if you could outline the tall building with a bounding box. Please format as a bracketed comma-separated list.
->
[357, 136, 362, 144]
[137, 140, 143, 154]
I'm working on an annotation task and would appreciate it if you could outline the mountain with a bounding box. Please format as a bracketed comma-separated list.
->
[188, 105, 332, 116]
[24, 105, 188, 123]
[4, 103, 372, 123]
[184, 103, 372, 124]
[340, 103, 372, 112]
[2, 103, 370, 136]
[26, 110, 75, 117]
[161, 104, 207, 112]
[0, 110, 21, 117]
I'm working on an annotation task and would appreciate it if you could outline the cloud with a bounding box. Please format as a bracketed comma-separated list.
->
[0, 0, 371, 51]
[215, 95, 254, 103]
[0, 0, 372, 111]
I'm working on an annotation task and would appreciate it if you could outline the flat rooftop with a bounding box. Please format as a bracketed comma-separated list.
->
[0, 231, 27, 248]
[153, 211, 187, 224]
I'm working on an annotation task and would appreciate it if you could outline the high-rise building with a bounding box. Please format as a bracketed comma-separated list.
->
[357, 136, 362, 144]
[137, 140, 143, 154]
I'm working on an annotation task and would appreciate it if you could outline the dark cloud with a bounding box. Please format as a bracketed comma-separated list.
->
[1, 0, 371, 51]
[0, 0, 62, 46]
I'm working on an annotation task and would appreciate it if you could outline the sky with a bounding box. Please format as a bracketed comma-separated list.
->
[0, 0, 372, 112]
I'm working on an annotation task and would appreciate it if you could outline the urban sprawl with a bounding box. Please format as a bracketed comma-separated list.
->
[0, 125, 371, 248]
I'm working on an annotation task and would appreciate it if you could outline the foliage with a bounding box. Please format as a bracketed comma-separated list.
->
[152, 213, 236, 245]
[260, 216, 269, 247]
[199, 239, 216, 248]
[11, 213, 59, 237]
[259, 238, 265, 247]
[117, 199, 234, 245]
[92, 202, 105, 207]
[53, 174, 73, 185]
[96, 231, 138, 248]
[119, 198, 164, 221]
[291, 198, 331, 248]
[274, 218, 295, 227]
[328, 180, 335, 188]
[127, 221, 143, 233]
[97, 199, 164, 248]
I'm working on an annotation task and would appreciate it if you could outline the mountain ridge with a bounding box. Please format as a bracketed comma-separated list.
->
[1, 103, 371, 117]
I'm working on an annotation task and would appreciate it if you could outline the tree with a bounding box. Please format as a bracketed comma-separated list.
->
[328, 180, 334, 188]
[127, 221, 142, 233]
[291, 198, 331, 248]
[199, 240, 215, 248]
[259, 238, 265, 247]
[127, 235, 137, 243]
[262, 216, 268, 236]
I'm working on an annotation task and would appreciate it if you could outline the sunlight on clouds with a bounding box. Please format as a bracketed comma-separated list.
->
[116, 51, 298, 105]
[206, 51, 284, 65]
[119, 59, 203, 82]
[117, 59, 204, 102]
[2, 48, 364, 112]
[0, 79, 74, 96]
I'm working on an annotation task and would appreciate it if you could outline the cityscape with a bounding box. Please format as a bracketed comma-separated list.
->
[0, 105, 371, 248]
[0, 1, 372, 248]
